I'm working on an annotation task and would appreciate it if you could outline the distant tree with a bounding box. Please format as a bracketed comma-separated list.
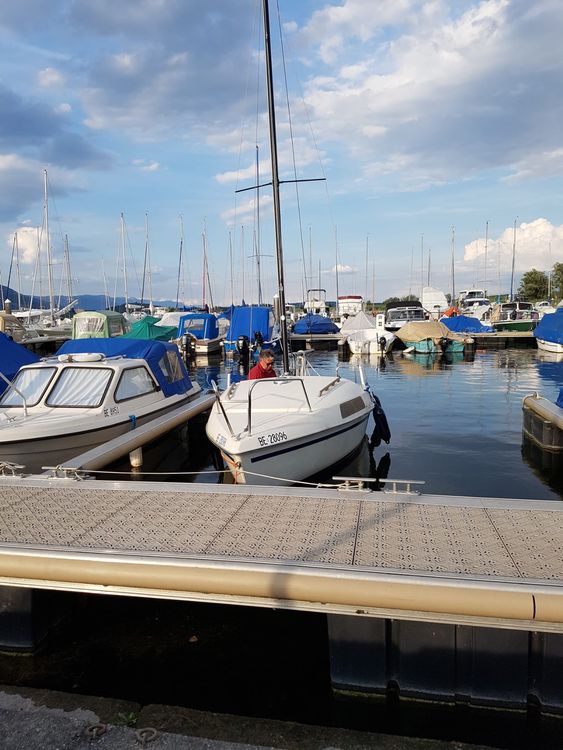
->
[381, 294, 419, 308]
[517, 269, 548, 301]
[551, 262, 563, 303]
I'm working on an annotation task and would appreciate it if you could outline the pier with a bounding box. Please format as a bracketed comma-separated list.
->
[0, 476, 562, 714]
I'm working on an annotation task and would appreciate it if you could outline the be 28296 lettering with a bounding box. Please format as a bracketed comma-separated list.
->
[257, 431, 288, 447]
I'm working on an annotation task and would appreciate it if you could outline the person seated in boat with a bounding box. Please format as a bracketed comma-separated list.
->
[248, 349, 277, 380]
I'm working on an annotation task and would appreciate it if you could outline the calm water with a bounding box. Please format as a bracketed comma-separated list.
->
[142, 346, 563, 501]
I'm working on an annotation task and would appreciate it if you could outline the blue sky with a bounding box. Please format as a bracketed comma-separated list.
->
[1, 0, 562, 307]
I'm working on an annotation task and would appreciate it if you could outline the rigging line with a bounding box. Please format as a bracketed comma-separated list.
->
[229, 0, 262, 302]
[124, 217, 143, 298]
[275, 0, 308, 297]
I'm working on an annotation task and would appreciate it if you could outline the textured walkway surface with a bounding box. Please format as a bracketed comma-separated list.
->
[0, 478, 561, 627]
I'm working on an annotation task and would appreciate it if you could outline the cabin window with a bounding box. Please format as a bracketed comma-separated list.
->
[0, 367, 57, 407]
[73, 316, 106, 336]
[159, 351, 184, 384]
[108, 317, 126, 336]
[115, 367, 157, 402]
[46, 367, 113, 407]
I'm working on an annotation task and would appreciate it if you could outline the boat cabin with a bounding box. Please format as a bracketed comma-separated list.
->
[385, 303, 426, 331]
[72, 310, 129, 339]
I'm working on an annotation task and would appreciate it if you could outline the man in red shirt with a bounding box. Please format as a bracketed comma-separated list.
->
[248, 349, 277, 379]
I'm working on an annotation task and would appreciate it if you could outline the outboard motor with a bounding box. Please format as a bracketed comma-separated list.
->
[236, 335, 250, 358]
[254, 330, 264, 348]
[439, 337, 448, 352]
[378, 335, 387, 352]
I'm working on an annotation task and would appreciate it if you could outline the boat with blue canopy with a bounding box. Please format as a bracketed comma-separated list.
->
[177, 312, 222, 356]
[0, 338, 204, 473]
[222, 305, 280, 356]
[0, 332, 40, 395]
[533, 308, 563, 354]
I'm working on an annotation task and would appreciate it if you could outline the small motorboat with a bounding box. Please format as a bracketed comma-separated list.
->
[340, 311, 396, 355]
[489, 301, 538, 331]
[176, 312, 223, 356]
[533, 308, 563, 354]
[0, 338, 204, 473]
[397, 320, 472, 354]
[222, 305, 280, 356]
[206, 355, 376, 486]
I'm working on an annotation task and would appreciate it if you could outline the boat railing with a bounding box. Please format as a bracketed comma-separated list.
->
[210, 381, 235, 438]
[0, 372, 29, 418]
[247, 378, 312, 436]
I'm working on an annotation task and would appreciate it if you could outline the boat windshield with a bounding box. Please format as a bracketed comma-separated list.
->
[115, 366, 157, 401]
[46, 367, 113, 407]
[0, 367, 57, 407]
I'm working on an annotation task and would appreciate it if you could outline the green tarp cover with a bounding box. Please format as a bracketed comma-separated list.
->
[121, 316, 177, 341]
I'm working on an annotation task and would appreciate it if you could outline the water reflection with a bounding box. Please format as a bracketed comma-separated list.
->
[521, 436, 563, 497]
[110, 348, 563, 501]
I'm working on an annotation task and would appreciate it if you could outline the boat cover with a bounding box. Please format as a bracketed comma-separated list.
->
[557, 388, 563, 409]
[397, 320, 466, 344]
[340, 311, 379, 333]
[293, 314, 339, 334]
[177, 313, 219, 340]
[121, 316, 177, 341]
[57, 339, 193, 397]
[227, 306, 274, 342]
[0, 332, 40, 394]
[533, 309, 563, 345]
[421, 286, 449, 315]
[441, 315, 493, 333]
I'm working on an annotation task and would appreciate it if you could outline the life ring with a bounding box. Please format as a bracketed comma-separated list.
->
[59, 352, 104, 363]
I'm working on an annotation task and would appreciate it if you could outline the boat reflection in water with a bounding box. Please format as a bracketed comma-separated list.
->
[396, 349, 474, 375]
[521, 435, 563, 498]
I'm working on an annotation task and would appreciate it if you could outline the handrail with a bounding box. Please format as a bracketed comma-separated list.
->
[247, 377, 311, 436]
[0, 372, 28, 418]
[318, 376, 340, 397]
[210, 381, 235, 438]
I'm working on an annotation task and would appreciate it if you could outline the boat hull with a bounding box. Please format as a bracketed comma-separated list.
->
[0, 395, 196, 474]
[220, 413, 370, 486]
[493, 320, 536, 332]
[536, 338, 563, 354]
[404, 339, 466, 354]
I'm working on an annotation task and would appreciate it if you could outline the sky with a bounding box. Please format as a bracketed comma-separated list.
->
[1, 0, 563, 308]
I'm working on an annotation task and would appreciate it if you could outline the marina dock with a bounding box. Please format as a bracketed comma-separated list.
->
[0, 477, 561, 629]
[0, 474, 562, 715]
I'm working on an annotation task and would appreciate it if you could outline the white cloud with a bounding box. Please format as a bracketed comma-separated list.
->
[54, 102, 72, 114]
[463, 218, 562, 275]
[38, 67, 64, 87]
[327, 263, 356, 275]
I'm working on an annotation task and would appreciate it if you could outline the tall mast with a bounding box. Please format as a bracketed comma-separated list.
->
[44, 169, 55, 321]
[255, 145, 263, 305]
[176, 215, 184, 310]
[510, 218, 517, 302]
[334, 226, 340, 304]
[450, 226, 456, 305]
[484, 220, 489, 293]
[15, 233, 22, 309]
[262, 0, 289, 373]
[365, 235, 369, 308]
[120, 212, 129, 314]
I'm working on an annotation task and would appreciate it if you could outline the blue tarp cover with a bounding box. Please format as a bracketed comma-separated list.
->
[57, 338, 192, 397]
[440, 315, 493, 333]
[293, 314, 339, 334]
[178, 313, 219, 340]
[533, 308, 563, 345]
[557, 388, 563, 409]
[0, 332, 40, 394]
[226, 306, 273, 343]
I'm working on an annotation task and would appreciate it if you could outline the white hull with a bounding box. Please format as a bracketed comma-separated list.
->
[0, 394, 198, 473]
[347, 335, 395, 355]
[206, 375, 373, 486]
[536, 338, 563, 354]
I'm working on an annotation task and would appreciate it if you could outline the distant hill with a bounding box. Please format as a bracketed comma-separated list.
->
[0, 285, 176, 312]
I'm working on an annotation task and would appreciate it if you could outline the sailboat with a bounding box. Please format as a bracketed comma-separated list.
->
[205, 0, 384, 486]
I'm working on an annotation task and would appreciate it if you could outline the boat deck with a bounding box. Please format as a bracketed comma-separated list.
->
[0, 478, 561, 631]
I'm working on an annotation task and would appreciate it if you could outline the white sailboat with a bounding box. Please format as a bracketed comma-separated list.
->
[206, 0, 382, 486]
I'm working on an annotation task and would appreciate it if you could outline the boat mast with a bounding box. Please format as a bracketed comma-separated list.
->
[262, 0, 289, 374]
[484, 219, 489, 294]
[450, 226, 455, 305]
[120, 212, 129, 314]
[509, 218, 517, 302]
[43, 169, 56, 322]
